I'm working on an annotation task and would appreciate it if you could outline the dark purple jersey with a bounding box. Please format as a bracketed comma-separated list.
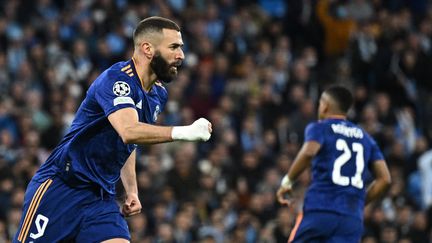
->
[302, 118, 384, 220]
[34, 60, 167, 194]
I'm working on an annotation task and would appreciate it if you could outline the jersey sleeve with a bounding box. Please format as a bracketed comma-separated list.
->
[304, 122, 325, 144]
[369, 138, 385, 162]
[94, 72, 137, 117]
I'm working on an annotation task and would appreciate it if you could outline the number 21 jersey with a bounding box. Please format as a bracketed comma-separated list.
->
[302, 118, 384, 220]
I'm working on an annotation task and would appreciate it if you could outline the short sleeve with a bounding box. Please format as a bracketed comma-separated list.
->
[94, 72, 137, 117]
[369, 139, 385, 162]
[304, 122, 325, 144]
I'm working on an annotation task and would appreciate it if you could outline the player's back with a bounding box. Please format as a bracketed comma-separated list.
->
[303, 118, 384, 220]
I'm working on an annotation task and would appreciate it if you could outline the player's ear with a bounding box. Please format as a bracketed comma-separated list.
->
[141, 42, 154, 59]
[320, 93, 331, 115]
[321, 99, 330, 114]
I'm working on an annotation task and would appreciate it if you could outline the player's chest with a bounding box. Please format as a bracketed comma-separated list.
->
[135, 92, 162, 124]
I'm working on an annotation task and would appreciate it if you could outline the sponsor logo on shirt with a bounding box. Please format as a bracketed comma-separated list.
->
[153, 105, 160, 122]
[113, 97, 134, 106]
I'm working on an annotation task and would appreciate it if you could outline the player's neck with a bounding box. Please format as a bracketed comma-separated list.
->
[325, 114, 347, 120]
[132, 55, 156, 92]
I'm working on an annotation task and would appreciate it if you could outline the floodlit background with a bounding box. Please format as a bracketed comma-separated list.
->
[0, 0, 432, 242]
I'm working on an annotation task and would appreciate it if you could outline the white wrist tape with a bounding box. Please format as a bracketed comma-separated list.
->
[281, 175, 293, 189]
[171, 125, 192, 140]
[171, 118, 211, 141]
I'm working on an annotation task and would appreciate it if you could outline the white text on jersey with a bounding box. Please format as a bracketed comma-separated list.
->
[331, 124, 364, 139]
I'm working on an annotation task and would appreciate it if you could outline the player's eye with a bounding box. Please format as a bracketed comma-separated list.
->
[170, 44, 183, 50]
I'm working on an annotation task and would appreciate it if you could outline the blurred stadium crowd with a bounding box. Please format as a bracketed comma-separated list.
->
[1, 0, 432, 242]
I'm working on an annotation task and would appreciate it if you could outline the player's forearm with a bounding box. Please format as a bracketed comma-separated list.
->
[109, 108, 211, 144]
[286, 142, 317, 181]
[122, 123, 173, 144]
[280, 154, 311, 190]
[365, 178, 391, 204]
[121, 150, 138, 194]
[366, 160, 391, 204]
[287, 154, 312, 182]
[120, 119, 211, 144]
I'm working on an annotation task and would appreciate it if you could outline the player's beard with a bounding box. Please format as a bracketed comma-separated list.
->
[150, 51, 180, 83]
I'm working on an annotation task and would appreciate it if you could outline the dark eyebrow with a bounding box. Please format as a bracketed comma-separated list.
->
[169, 43, 184, 48]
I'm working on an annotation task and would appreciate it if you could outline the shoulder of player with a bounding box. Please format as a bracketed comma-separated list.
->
[106, 62, 135, 80]
[306, 120, 322, 129]
[304, 121, 322, 134]
[361, 128, 376, 143]
[98, 64, 137, 88]
[118, 62, 135, 78]
[90, 63, 139, 98]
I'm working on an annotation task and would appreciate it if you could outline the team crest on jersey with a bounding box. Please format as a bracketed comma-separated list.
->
[153, 105, 160, 122]
[113, 81, 130, 96]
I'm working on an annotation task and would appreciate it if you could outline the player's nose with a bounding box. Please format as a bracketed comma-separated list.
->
[176, 48, 184, 61]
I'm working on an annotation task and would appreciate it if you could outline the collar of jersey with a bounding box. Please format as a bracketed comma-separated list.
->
[326, 115, 346, 120]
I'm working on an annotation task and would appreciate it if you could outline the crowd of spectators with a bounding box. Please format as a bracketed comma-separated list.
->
[1, 0, 432, 242]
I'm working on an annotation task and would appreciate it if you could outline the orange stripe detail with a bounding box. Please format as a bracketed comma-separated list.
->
[18, 180, 48, 241]
[125, 69, 133, 74]
[21, 179, 52, 243]
[131, 58, 142, 83]
[128, 73, 134, 77]
[19, 179, 50, 242]
[121, 65, 131, 71]
[288, 212, 303, 243]
[155, 81, 164, 87]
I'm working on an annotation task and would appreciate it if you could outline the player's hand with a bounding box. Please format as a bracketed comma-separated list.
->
[190, 118, 212, 141]
[276, 186, 293, 206]
[122, 193, 142, 217]
[171, 118, 212, 141]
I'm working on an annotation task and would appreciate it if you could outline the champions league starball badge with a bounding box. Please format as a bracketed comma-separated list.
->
[113, 81, 131, 96]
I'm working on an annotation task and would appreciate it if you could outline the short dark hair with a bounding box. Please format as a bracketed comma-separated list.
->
[133, 16, 180, 45]
[324, 85, 353, 113]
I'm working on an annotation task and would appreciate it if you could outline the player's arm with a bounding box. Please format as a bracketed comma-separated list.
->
[108, 107, 212, 144]
[287, 141, 321, 181]
[365, 160, 391, 204]
[120, 149, 141, 216]
[121, 149, 138, 195]
[277, 141, 321, 206]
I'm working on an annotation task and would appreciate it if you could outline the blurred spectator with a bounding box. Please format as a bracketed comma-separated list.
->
[198, 208, 226, 243]
[349, 20, 378, 87]
[272, 207, 292, 242]
[173, 209, 196, 242]
[418, 148, 432, 209]
[316, 0, 356, 58]
[128, 213, 149, 241]
[154, 221, 175, 243]
[166, 143, 200, 202]
[380, 223, 399, 243]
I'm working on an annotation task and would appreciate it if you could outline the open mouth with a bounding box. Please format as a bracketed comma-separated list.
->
[172, 61, 182, 67]
[170, 61, 182, 73]
[171, 63, 181, 70]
